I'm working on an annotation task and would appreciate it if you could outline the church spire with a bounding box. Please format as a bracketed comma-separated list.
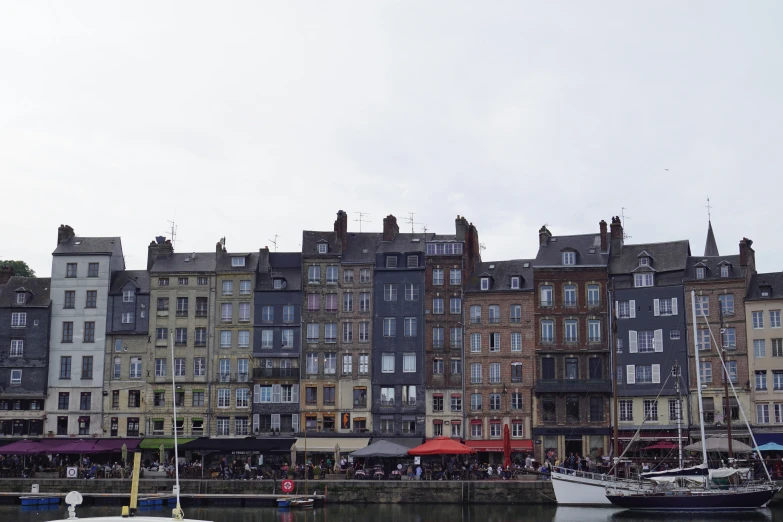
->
[704, 220, 719, 257]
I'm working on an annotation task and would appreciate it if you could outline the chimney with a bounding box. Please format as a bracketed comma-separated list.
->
[334, 210, 348, 252]
[57, 224, 75, 245]
[599, 220, 608, 252]
[147, 238, 174, 271]
[216, 241, 224, 260]
[0, 266, 13, 285]
[538, 226, 552, 246]
[739, 237, 755, 269]
[610, 216, 623, 253]
[382, 214, 399, 242]
[455, 215, 469, 242]
[259, 246, 270, 273]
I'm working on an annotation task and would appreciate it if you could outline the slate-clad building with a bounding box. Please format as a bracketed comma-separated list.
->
[0, 276, 51, 437]
[103, 270, 150, 437]
[372, 215, 426, 437]
[608, 216, 691, 444]
[253, 248, 302, 435]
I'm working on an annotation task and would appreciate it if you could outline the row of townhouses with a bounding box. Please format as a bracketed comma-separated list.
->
[1, 213, 782, 462]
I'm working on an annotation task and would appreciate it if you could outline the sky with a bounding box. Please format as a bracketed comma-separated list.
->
[2, 1, 782, 276]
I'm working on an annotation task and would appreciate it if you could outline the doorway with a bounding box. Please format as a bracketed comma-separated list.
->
[565, 438, 583, 459]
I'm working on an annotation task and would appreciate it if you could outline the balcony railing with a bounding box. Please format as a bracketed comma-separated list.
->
[433, 341, 444, 349]
[253, 368, 298, 379]
[402, 399, 417, 406]
[354, 399, 367, 408]
[540, 300, 552, 307]
[471, 377, 482, 384]
[218, 373, 231, 383]
[488, 317, 500, 324]
[588, 337, 602, 343]
[470, 318, 480, 324]
[176, 310, 188, 317]
[237, 373, 249, 383]
[534, 379, 612, 393]
[380, 399, 396, 406]
[196, 310, 208, 317]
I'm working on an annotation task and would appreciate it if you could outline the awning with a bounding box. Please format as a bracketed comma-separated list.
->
[465, 440, 533, 452]
[754, 433, 783, 447]
[0, 438, 142, 455]
[292, 437, 370, 453]
[370, 437, 424, 449]
[179, 437, 295, 453]
[139, 438, 195, 449]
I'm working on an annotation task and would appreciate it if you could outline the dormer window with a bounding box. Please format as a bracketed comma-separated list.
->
[122, 290, 135, 303]
[634, 273, 654, 288]
[407, 255, 419, 268]
[720, 265, 729, 278]
[318, 243, 328, 254]
[696, 267, 705, 280]
[510, 277, 520, 290]
[562, 252, 576, 265]
[386, 256, 398, 268]
[760, 287, 771, 298]
[231, 257, 246, 267]
[481, 278, 490, 291]
[273, 279, 283, 290]
[16, 293, 25, 305]
[639, 257, 649, 266]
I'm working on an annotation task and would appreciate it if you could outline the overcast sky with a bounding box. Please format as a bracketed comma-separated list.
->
[2, 1, 781, 276]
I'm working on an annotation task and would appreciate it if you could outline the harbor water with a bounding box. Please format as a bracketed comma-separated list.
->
[3, 504, 782, 522]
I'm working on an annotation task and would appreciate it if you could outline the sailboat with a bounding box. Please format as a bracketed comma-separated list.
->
[277, 423, 314, 509]
[46, 334, 212, 521]
[604, 291, 780, 510]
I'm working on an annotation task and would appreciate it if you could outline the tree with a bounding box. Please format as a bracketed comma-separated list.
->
[0, 260, 36, 277]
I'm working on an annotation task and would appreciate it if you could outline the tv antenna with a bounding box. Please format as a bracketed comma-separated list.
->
[403, 212, 423, 233]
[620, 208, 632, 240]
[480, 243, 487, 252]
[268, 235, 280, 252]
[165, 219, 178, 249]
[354, 212, 372, 232]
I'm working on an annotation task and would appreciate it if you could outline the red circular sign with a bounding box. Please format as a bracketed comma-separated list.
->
[281, 479, 295, 493]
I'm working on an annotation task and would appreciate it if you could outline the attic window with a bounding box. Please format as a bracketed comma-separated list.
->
[510, 277, 520, 290]
[16, 293, 25, 305]
[411, 238, 420, 243]
[407, 255, 419, 268]
[696, 267, 705, 280]
[489, 264, 495, 269]
[639, 257, 649, 266]
[760, 287, 771, 298]
[74, 241, 81, 245]
[318, 244, 328, 254]
[550, 238, 557, 242]
[481, 278, 490, 291]
[562, 252, 576, 265]
[588, 248, 596, 254]
[523, 262, 530, 268]
[386, 256, 398, 268]
[273, 279, 284, 290]
[720, 265, 729, 278]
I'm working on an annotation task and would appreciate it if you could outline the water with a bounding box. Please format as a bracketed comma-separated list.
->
[3, 504, 781, 522]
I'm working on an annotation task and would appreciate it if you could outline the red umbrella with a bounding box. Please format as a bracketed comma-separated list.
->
[503, 424, 512, 468]
[408, 436, 475, 455]
[645, 441, 677, 450]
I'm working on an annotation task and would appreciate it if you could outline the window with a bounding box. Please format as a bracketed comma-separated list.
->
[643, 399, 658, 421]
[451, 394, 462, 412]
[197, 277, 208, 285]
[511, 276, 520, 289]
[82, 321, 95, 342]
[481, 277, 490, 290]
[193, 357, 205, 377]
[588, 320, 601, 342]
[564, 320, 577, 342]
[343, 292, 354, 312]
[433, 395, 443, 412]
[756, 371, 767, 390]
[308, 265, 321, 283]
[755, 339, 767, 358]
[510, 332, 522, 352]
[773, 339, 783, 357]
[306, 294, 320, 312]
[80, 392, 92, 410]
[130, 357, 142, 378]
[404, 317, 417, 337]
[240, 280, 251, 295]
[10, 340, 23, 357]
[359, 353, 369, 374]
[154, 358, 167, 377]
[384, 284, 398, 301]
[343, 322, 354, 343]
[511, 392, 523, 411]
[359, 269, 371, 283]
[565, 358, 578, 380]
[470, 333, 481, 353]
[158, 277, 169, 286]
[470, 305, 481, 324]
[771, 310, 782, 329]
[658, 298, 673, 315]
[617, 300, 630, 319]
[78, 417, 90, 435]
[383, 317, 396, 337]
[222, 280, 234, 295]
[382, 354, 395, 373]
[470, 422, 483, 438]
[306, 353, 318, 374]
[722, 328, 736, 349]
[357, 292, 370, 312]
[120, 289, 135, 303]
[342, 354, 353, 375]
[450, 269, 462, 285]
[637, 330, 654, 353]
[776, 403, 783, 423]
[324, 323, 337, 343]
[719, 294, 734, 315]
[306, 323, 319, 343]
[509, 304, 521, 323]
[634, 273, 654, 287]
[343, 269, 354, 283]
[720, 264, 730, 277]
[619, 400, 633, 421]
[66, 263, 77, 278]
[757, 404, 770, 424]
[488, 305, 500, 323]
[323, 386, 335, 405]
[699, 361, 712, 383]
[61, 321, 74, 342]
[490, 394, 501, 411]
[563, 285, 576, 306]
[113, 358, 121, 379]
[326, 265, 338, 283]
[489, 333, 500, 352]
[511, 362, 523, 383]
[541, 320, 554, 342]
[237, 330, 250, 348]
[773, 371, 783, 391]
[60, 356, 72, 378]
[177, 277, 189, 286]
[231, 256, 246, 267]
[669, 399, 682, 421]
[471, 363, 482, 384]
[58, 392, 69, 410]
[450, 297, 461, 314]
[120, 312, 134, 324]
[381, 387, 395, 405]
[587, 284, 600, 306]
[635, 365, 653, 383]
[433, 358, 444, 374]
[318, 242, 328, 254]
[386, 256, 398, 268]
[670, 330, 681, 340]
[221, 303, 233, 322]
[176, 297, 189, 317]
[590, 397, 604, 422]
[404, 283, 419, 301]
[451, 358, 462, 375]
[218, 389, 230, 408]
[431, 268, 444, 285]
[542, 398, 556, 422]
[81, 356, 93, 379]
[451, 327, 463, 348]
[566, 396, 579, 423]
[239, 302, 250, 322]
[432, 298, 444, 314]
[61, 290, 76, 309]
[540, 285, 552, 306]
[407, 255, 418, 268]
[216, 417, 230, 436]
[752, 310, 764, 329]
[359, 321, 369, 342]
[235, 388, 250, 408]
[221, 330, 232, 348]
[562, 251, 576, 265]
[10, 370, 22, 385]
[403, 353, 416, 373]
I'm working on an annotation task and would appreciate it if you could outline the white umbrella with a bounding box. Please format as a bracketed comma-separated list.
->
[684, 437, 753, 453]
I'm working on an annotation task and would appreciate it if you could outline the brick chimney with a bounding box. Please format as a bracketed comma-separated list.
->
[538, 226, 552, 246]
[334, 210, 348, 252]
[0, 266, 13, 285]
[147, 237, 174, 271]
[455, 215, 469, 242]
[383, 215, 399, 242]
[259, 246, 270, 273]
[57, 224, 75, 245]
[739, 237, 755, 269]
[599, 220, 608, 252]
[610, 216, 623, 253]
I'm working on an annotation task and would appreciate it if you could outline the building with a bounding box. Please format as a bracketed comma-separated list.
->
[0, 276, 51, 437]
[463, 259, 535, 459]
[253, 248, 302, 435]
[103, 270, 150, 438]
[147, 238, 215, 439]
[744, 271, 783, 443]
[532, 222, 611, 462]
[608, 216, 691, 447]
[371, 215, 426, 437]
[424, 216, 480, 439]
[46, 225, 124, 437]
[684, 224, 755, 441]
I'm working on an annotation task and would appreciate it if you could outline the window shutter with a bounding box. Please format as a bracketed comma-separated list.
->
[629, 300, 636, 318]
[614, 301, 618, 317]
[292, 384, 299, 403]
[653, 299, 660, 316]
[652, 364, 661, 384]
[654, 329, 663, 352]
[629, 331, 638, 353]
[292, 414, 299, 432]
[671, 298, 678, 315]
[254, 385, 261, 404]
[272, 384, 281, 403]
[253, 414, 259, 433]
[271, 414, 281, 430]
[627, 365, 636, 384]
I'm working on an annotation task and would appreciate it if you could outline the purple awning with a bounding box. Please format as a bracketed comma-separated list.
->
[1, 438, 142, 455]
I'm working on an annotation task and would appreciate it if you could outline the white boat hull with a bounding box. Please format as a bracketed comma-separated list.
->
[551, 471, 614, 505]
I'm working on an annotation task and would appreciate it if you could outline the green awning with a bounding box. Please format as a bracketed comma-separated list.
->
[139, 438, 195, 449]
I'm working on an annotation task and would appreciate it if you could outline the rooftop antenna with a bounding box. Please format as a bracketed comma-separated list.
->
[268, 235, 280, 252]
[403, 212, 423, 233]
[706, 197, 713, 221]
[353, 212, 372, 233]
[479, 243, 487, 252]
[165, 219, 178, 249]
[620, 207, 632, 241]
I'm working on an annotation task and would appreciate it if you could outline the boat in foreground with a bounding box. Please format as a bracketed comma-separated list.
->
[606, 484, 780, 511]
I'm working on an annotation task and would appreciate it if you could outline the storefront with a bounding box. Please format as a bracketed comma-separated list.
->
[179, 437, 296, 473]
[464, 439, 534, 465]
[290, 436, 370, 466]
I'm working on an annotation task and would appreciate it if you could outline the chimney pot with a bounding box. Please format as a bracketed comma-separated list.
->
[57, 224, 75, 245]
[334, 210, 349, 252]
[609, 216, 624, 252]
[538, 226, 552, 246]
[383, 214, 399, 242]
[599, 220, 608, 252]
[0, 265, 13, 285]
[739, 237, 755, 269]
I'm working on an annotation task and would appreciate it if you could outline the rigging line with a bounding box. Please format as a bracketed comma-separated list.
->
[700, 313, 773, 482]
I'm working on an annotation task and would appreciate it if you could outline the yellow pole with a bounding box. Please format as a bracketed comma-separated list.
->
[129, 452, 141, 515]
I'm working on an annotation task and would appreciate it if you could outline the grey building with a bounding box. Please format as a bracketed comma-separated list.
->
[371, 215, 426, 436]
[253, 248, 302, 435]
[0, 276, 51, 437]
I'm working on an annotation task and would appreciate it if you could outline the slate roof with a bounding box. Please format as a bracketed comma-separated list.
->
[465, 260, 535, 292]
[609, 240, 691, 275]
[0, 277, 51, 307]
[217, 252, 259, 272]
[534, 233, 608, 267]
[53, 236, 122, 256]
[257, 252, 302, 291]
[376, 233, 429, 253]
[429, 234, 458, 242]
[343, 233, 382, 264]
[683, 255, 745, 281]
[746, 272, 783, 300]
[109, 270, 150, 295]
[302, 231, 339, 256]
[149, 253, 216, 273]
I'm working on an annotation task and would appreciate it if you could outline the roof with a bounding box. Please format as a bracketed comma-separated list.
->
[149, 253, 216, 273]
[109, 270, 150, 295]
[217, 252, 259, 272]
[465, 259, 534, 292]
[0, 277, 51, 307]
[747, 272, 783, 300]
[534, 233, 608, 267]
[609, 240, 691, 275]
[684, 255, 745, 281]
[342, 232, 382, 263]
[302, 231, 339, 256]
[376, 233, 429, 253]
[704, 221, 720, 257]
[257, 252, 302, 291]
[53, 236, 122, 256]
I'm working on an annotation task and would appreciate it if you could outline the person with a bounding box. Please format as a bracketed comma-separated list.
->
[415, 464, 422, 480]
[487, 464, 494, 478]
[326, 457, 332, 474]
[525, 455, 533, 469]
[244, 461, 251, 480]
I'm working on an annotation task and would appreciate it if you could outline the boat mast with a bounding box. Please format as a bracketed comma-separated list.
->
[719, 307, 733, 461]
[609, 281, 619, 466]
[674, 362, 683, 469]
[170, 333, 184, 519]
[690, 291, 709, 475]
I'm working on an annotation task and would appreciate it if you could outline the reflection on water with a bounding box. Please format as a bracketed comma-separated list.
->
[0, 503, 779, 522]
